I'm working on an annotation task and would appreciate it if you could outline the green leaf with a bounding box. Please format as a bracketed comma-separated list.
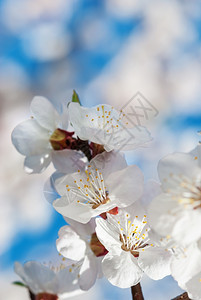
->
[72, 90, 81, 105]
[12, 281, 27, 288]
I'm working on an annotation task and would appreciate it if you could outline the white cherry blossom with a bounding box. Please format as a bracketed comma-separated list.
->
[69, 102, 152, 152]
[148, 147, 201, 246]
[56, 218, 106, 291]
[53, 151, 144, 223]
[95, 202, 171, 288]
[14, 261, 81, 299]
[11, 96, 84, 173]
[151, 232, 201, 299]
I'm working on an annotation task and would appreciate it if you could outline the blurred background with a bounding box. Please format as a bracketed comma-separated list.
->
[0, 0, 201, 299]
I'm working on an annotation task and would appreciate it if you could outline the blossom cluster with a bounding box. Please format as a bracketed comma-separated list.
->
[12, 93, 201, 300]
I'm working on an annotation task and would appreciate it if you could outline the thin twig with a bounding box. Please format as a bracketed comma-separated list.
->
[172, 292, 191, 300]
[131, 283, 144, 300]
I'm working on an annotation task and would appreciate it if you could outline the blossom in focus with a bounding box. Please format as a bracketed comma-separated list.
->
[14, 261, 81, 299]
[69, 102, 152, 152]
[53, 151, 144, 223]
[95, 201, 171, 288]
[57, 218, 106, 291]
[148, 145, 201, 246]
[11, 96, 84, 173]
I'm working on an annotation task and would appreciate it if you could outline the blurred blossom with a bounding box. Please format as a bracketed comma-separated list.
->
[79, 17, 117, 53]
[166, 55, 201, 112]
[105, 0, 145, 18]
[0, 102, 53, 255]
[0, 61, 31, 107]
[1, 0, 76, 33]
[22, 23, 72, 61]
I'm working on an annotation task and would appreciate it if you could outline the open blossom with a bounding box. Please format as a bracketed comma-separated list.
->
[151, 232, 201, 299]
[53, 151, 144, 223]
[11, 96, 84, 173]
[56, 218, 106, 291]
[95, 202, 171, 288]
[69, 103, 152, 152]
[14, 261, 81, 299]
[148, 145, 201, 246]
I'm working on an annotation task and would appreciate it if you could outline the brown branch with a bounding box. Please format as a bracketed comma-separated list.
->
[131, 283, 144, 300]
[172, 292, 191, 300]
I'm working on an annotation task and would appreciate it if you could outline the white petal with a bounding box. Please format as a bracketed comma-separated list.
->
[197, 239, 201, 251]
[24, 154, 51, 173]
[102, 251, 143, 288]
[171, 244, 201, 288]
[11, 119, 50, 156]
[189, 144, 201, 168]
[171, 209, 201, 246]
[185, 271, 201, 300]
[79, 254, 98, 291]
[148, 194, 201, 246]
[53, 196, 96, 224]
[90, 151, 127, 179]
[158, 152, 200, 191]
[69, 103, 152, 150]
[15, 261, 56, 294]
[64, 218, 96, 237]
[44, 173, 61, 204]
[14, 262, 33, 289]
[52, 149, 85, 174]
[31, 96, 60, 131]
[138, 248, 171, 280]
[56, 226, 86, 261]
[114, 126, 152, 151]
[69, 103, 112, 141]
[107, 165, 144, 207]
[95, 218, 122, 254]
[59, 104, 70, 130]
[141, 179, 162, 207]
[148, 194, 179, 237]
[56, 268, 79, 294]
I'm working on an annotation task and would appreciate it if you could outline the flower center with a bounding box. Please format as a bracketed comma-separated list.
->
[50, 128, 75, 150]
[66, 166, 110, 209]
[35, 293, 58, 300]
[166, 174, 201, 210]
[90, 232, 108, 257]
[117, 214, 153, 257]
[85, 105, 130, 135]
